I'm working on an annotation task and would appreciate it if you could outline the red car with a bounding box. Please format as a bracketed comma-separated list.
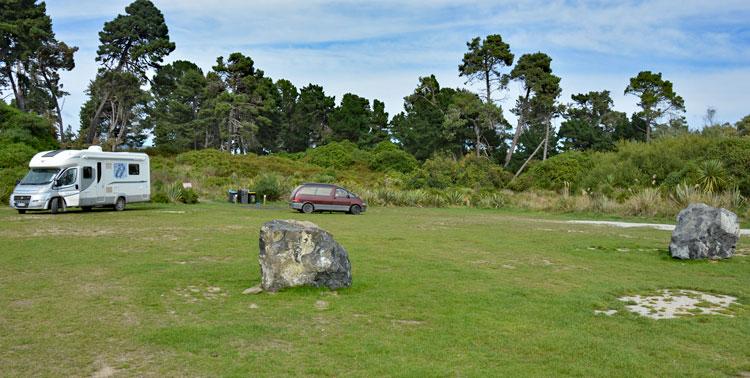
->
[289, 183, 367, 215]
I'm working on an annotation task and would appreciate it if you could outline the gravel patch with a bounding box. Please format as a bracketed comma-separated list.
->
[619, 289, 737, 319]
[567, 220, 750, 235]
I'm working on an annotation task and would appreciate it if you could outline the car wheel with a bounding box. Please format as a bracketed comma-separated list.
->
[50, 198, 60, 214]
[17, 209, 26, 214]
[349, 205, 361, 215]
[114, 197, 126, 211]
[302, 203, 314, 214]
[81, 206, 92, 212]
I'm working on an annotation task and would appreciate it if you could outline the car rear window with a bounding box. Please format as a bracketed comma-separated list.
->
[296, 185, 334, 197]
[315, 187, 333, 196]
[298, 186, 317, 195]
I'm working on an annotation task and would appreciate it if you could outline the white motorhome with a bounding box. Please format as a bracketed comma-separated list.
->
[9, 146, 150, 214]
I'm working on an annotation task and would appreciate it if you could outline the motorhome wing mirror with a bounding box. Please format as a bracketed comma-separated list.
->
[15, 179, 20, 185]
[53, 179, 60, 187]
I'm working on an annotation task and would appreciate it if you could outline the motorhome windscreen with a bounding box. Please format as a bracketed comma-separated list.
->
[19, 168, 60, 185]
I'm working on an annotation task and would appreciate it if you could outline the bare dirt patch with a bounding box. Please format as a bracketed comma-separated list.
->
[174, 285, 228, 303]
[619, 289, 738, 319]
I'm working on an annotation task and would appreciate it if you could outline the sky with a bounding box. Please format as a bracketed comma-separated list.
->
[36, 0, 750, 134]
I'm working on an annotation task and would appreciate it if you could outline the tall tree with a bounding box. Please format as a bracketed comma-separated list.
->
[504, 52, 561, 166]
[149, 60, 206, 151]
[329, 93, 373, 146]
[288, 84, 335, 150]
[459, 34, 514, 156]
[442, 89, 508, 159]
[558, 91, 622, 152]
[0, 0, 53, 112]
[80, 70, 149, 150]
[624, 71, 685, 142]
[206, 52, 276, 154]
[85, 0, 175, 143]
[27, 39, 78, 141]
[275, 79, 298, 151]
[391, 75, 456, 160]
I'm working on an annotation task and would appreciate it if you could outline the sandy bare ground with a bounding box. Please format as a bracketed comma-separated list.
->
[566, 220, 750, 236]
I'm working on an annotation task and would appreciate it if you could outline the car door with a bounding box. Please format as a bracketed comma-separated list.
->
[56, 167, 80, 207]
[314, 186, 335, 210]
[334, 188, 351, 211]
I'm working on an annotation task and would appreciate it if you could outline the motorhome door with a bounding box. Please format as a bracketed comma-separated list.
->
[56, 167, 80, 207]
[79, 164, 98, 206]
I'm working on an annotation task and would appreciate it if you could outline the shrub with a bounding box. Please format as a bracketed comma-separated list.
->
[458, 155, 511, 189]
[180, 188, 199, 204]
[368, 142, 418, 173]
[253, 172, 285, 201]
[304, 141, 369, 169]
[696, 159, 728, 194]
[0, 143, 37, 168]
[525, 151, 592, 191]
[165, 182, 183, 203]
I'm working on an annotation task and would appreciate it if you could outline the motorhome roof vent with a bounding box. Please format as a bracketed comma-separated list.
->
[87, 146, 103, 152]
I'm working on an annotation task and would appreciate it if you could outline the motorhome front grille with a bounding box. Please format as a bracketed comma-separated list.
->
[14, 196, 31, 201]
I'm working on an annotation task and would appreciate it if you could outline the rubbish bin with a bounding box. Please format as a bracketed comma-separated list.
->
[249, 192, 257, 204]
[227, 189, 238, 203]
[239, 189, 249, 204]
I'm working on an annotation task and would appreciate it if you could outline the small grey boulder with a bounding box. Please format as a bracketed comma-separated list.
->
[669, 203, 740, 259]
[259, 220, 351, 291]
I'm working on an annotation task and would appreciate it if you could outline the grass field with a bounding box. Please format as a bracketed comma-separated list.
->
[1, 202, 748, 376]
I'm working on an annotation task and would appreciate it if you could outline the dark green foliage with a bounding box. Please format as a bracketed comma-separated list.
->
[180, 188, 199, 204]
[525, 151, 592, 191]
[408, 154, 509, 190]
[303, 141, 369, 170]
[328, 93, 387, 148]
[521, 133, 750, 196]
[96, 0, 175, 75]
[0, 101, 57, 150]
[624, 71, 685, 142]
[736, 115, 750, 136]
[0, 103, 58, 202]
[459, 35, 514, 102]
[150, 60, 207, 151]
[559, 91, 623, 151]
[392, 75, 457, 160]
[0, 0, 53, 111]
[289, 84, 335, 151]
[505, 52, 562, 167]
[368, 141, 418, 173]
[0, 143, 36, 168]
[252, 173, 284, 201]
[85, 0, 175, 143]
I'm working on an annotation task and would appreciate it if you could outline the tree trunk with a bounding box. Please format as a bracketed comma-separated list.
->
[474, 121, 481, 157]
[5, 66, 25, 111]
[87, 90, 110, 144]
[41, 70, 65, 142]
[513, 138, 545, 179]
[505, 88, 531, 167]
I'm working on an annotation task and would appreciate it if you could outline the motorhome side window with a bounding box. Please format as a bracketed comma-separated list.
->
[83, 167, 93, 179]
[128, 164, 140, 175]
[58, 168, 77, 186]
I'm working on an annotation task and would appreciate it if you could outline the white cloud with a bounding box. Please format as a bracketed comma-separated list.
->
[28, 0, 750, 134]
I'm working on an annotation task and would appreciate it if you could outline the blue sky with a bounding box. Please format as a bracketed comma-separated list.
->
[41, 0, 750, 133]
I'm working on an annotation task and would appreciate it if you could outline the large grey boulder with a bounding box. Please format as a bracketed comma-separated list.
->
[259, 220, 351, 291]
[669, 203, 740, 259]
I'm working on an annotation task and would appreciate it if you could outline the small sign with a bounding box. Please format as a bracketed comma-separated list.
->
[182, 182, 192, 189]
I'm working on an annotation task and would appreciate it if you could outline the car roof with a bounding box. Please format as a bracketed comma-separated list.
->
[302, 183, 339, 188]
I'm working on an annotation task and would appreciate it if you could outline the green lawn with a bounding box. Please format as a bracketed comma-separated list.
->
[0, 203, 748, 376]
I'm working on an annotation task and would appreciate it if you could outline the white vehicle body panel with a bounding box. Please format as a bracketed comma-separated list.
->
[9, 146, 150, 211]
